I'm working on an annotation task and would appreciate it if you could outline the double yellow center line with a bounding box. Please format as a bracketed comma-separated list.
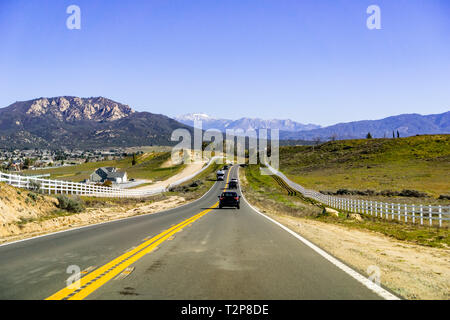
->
[46, 165, 232, 300]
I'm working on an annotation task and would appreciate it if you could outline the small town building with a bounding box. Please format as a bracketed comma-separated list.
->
[90, 167, 128, 184]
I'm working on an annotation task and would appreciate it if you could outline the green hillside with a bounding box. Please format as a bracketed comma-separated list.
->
[22, 152, 184, 182]
[279, 135, 450, 198]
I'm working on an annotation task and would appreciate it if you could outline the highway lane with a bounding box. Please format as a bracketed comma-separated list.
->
[84, 165, 384, 300]
[0, 170, 227, 300]
[0, 165, 387, 300]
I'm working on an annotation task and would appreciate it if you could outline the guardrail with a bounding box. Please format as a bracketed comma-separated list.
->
[0, 157, 219, 199]
[263, 163, 450, 227]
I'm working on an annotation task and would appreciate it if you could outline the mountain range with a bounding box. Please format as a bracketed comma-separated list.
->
[174, 113, 321, 132]
[0, 96, 448, 149]
[279, 112, 450, 140]
[176, 112, 450, 140]
[0, 97, 191, 149]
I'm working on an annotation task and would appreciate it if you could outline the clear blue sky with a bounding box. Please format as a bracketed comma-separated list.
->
[1, 0, 449, 126]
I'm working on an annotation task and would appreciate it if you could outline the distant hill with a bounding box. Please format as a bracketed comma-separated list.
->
[0, 97, 192, 149]
[279, 134, 450, 197]
[174, 113, 320, 132]
[280, 112, 450, 141]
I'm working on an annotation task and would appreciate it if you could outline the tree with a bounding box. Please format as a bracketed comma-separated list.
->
[329, 134, 337, 142]
[28, 180, 41, 193]
[131, 153, 137, 166]
[393, 131, 395, 138]
[397, 130, 400, 138]
[311, 137, 322, 151]
[102, 180, 113, 188]
[23, 158, 33, 169]
[366, 132, 373, 139]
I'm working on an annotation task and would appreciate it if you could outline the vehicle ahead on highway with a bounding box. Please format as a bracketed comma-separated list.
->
[228, 178, 238, 189]
[216, 170, 225, 181]
[218, 191, 240, 209]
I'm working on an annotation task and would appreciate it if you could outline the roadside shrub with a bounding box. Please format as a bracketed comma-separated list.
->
[324, 188, 428, 198]
[169, 185, 189, 193]
[398, 189, 428, 198]
[379, 190, 399, 197]
[56, 195, 84, 213]
[27, 192, 38, 201]
[169, 180, 203, 193]
[28, 181, 41, 193]
[189, 180, 202, 188]
[336, 189, 351, 195]
[438, 194, 450, 200]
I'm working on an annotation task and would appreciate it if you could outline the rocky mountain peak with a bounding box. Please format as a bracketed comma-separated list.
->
[24, 96, 134, 122]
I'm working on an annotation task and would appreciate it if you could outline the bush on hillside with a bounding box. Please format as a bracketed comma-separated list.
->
[28, 180, 41, 193]
[321, 189, 429, 198]
[169, 180, 203, 193]
[56, 195, 84, 213]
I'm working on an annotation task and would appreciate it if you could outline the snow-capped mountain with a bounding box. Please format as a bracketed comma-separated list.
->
[174, 113, 214, 122]
[174, 113, 321, 132]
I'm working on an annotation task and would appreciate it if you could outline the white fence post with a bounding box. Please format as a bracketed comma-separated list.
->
[420, 205, 423, 225]
[428, 205, 432, 226]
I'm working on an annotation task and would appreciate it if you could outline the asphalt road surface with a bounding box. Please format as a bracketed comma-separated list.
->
[0, 165, 387, 300]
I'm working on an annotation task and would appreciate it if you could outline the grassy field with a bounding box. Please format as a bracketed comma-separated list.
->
[241, 164, 450, 248]
[241, 164, 322, 217]
[23, 152, 185, 182]
[82, 159, 223, 207]
[167, 161, 223, 201]
[279, 135, 450, 200]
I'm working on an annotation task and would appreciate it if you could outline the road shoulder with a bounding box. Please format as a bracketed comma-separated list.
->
[239, 165, 450, 300]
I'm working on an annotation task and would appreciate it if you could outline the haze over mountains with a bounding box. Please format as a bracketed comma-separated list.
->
[0, 96, 448, 149]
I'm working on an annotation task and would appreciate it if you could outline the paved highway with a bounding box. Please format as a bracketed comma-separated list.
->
[0, 165, 392, 300]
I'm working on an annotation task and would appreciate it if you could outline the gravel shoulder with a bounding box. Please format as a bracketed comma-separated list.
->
[269, 213, 450, 300]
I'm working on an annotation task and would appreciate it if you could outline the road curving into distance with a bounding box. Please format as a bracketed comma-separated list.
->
[0, 165, 395, 300]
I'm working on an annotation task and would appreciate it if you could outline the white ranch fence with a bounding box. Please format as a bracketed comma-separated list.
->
[0, 157, 219, 199]
[264, 163, 450, 227]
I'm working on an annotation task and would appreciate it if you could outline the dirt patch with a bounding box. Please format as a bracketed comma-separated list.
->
[0, 195, 186, 244]
[269, 213, 450, 300]
[135, 161, 206, 191]
[160, 158, 174, 168]
[0, 183, 58, 225]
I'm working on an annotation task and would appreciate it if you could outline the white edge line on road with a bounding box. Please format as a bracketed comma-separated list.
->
[0, 171, 220, 248]
[237, 166, 400, 301]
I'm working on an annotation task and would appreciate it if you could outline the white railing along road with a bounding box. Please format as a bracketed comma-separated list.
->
[0, 157, 219, 199]
[264, 163, 450, 227]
